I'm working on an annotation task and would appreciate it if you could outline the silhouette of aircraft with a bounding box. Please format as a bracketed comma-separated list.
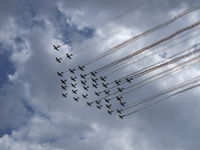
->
[81, 80, 87, 85]
[78, 65, 85, 71]
[71, 83, 77, 88]
[126, 77, 133, 83]
[104, 98, 111, 103]
[56, 57, 62, 63]
[61, 85, 67, 90]
[53, 45, 60, 51]
[104, 90, 111, 95]
[117, 87, 124, 92]
[61, 79, 67, 84]
[82, 94, 88, 99]
[116, 96, 123, 101]
[57, 72, 64, 77]
[69, 69, 76, 74]
[80, 74, 87, 79]
[87, 102, 93, 106]
[62, 93, 68, 98]
[66, 53, 73, 59]
[97, 104, 102, 109]
[72, 89, 78, 94]
[90, 71, 97, 77]
[73, 97, 79, 102]
[91, 77, 98, 83]
[100, 76, 107, 82]
[119, 114, 125, 119]
[92, 83, 98, 88]
[70, 76, 77, 82]
[102, 83, 109, 88]
[95, 92, 101, 96]
[106, 104, 112, 109]
[96, 100, 101, 105]
[108, 110, 113, 114]
[120, 101, 126, 106]
[115, 80, 121, 85]
[83, 86, 89, 91]
[117, 109, 122, 114]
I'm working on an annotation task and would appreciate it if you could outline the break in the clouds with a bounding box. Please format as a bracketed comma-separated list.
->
[0, 0, 200, 150]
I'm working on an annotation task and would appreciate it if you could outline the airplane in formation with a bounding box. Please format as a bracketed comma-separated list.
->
[80, 74, 87, 79]
[72, 89, 78, 94]
[104, 90, 111, 95]
[108, 110, 113, 114]
[78, 65, 85, 71]
[71, 83, 77, 88]
[119, 114, 125, 119]
[61, 85, 67, 90]
[91, 77, 98, 83]
[95, 92, 101, 96]
[126, 77, 133, 83]
[70, 76, 77, 82]
[82, 94, 88, 99]
[57, 72, 64, 77]
[66, 53, 73, 59]
[117, 87, 124, 92]
[117, 109, 122, 114]
[92, 83, 98, 88]
[69, 69, 76, 74]
[56, 57, 62, 63]
[104, 98, 111, 103]
[116, 96, 123, 101]
[53, 45, 60, 51]
[106, 104, 112, 109]
[87, 102, 93, 106]
[90, 71, 97, 77]
[120, 101, 126, 106]
[62, 93, 68, 98]
[73, 97, 79, 102]
[115, 80, 121, 85]
[100, 76, 107, 82]
[96, 100, 101, 105]
[83, 86, 89, 91]
[97, 104, 103, 109]
[61, 79, 67, 84]
[102, 83, 109, 88]
[81, 80, 87, 85]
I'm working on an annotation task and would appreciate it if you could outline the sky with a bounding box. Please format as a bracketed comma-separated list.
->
[0, 0, 200, 150]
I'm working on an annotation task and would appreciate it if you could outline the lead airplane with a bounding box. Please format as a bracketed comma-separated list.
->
[56, 57, 62, 63]
[53, 45, 60, 51]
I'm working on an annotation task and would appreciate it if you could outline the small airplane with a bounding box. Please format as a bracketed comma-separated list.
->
[60, 79, 67, 84]
[53, 45, 60, 51]
[108, 110, 113, 114]
[87, 102, 93, 106]
[100, 76, 107, 82]
[106, 104, 112, 109]
[116, 96, 123, 101]
[69, 69, 76, 74]
[92, 83, 98, 89]
[61, 85, 67, 90]
[117, 87, 124, 92]
[66, 53, 73, 59]
[90, 71, 97, 77]
[62, 93, 68, 98]
[117, 109, 122, 114]
[115, 80, 121, 85]
[81, 80, 87, 85]
[56, 57, 62, 63]
[57, 72, 64, 77]
[71, 83, 77, 88]
[80, 74, 87, 79]
[104, 90, 111, 95]
[73, 97, 79, 102]
[104, 98, 111, 103]
[78, 65, 85, 71]
[91, 77, 98, 83]
[97, 104, 102, 109]
[126, 77, 133, 83]
[102, 83, 109, 88]
[70, 76, 77, 82]
[95, 92, 101, 96]
[96, 100, 102, 105]
[72, 89, 78, 94]
[82, 94, 88, 99]
[120, 101, 126, 106]
[119, 114, 125, 119]
[83, 86, 89, 91]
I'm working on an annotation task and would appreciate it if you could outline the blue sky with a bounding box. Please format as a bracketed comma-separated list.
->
[0, 0, 200, 150]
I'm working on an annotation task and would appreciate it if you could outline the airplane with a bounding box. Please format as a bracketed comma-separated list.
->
[96, 100, 102, 105]
[87, 102, 93, 106]
[91, 77, 98, 83]
[78, 65, 85, 71]
[70, 76, 77, 82]
[62, 93, 68, 98]
[104, 90, 111, 95]
[83, 86, 89, 91]
[97, 104, 102, 109]
[61, 85, 67, 90]
[108, 110, 113, 114]
[53, 45, 60, 51]
[69, 69, 76, 74]
[80, 74, 87, 79]
[120, 101, 126, 106]
[82, 94, 88, 99]
[117, 109, 122, 114]
[116, 96, 123, 101]
[73, 97, 79, 102]
[100, 76, 107, 82]
[56, 57, 62, 63]
[57, 72, 64, 77]
[102, 83, 109, 88]
[92, 83, 98, 88]
[95, 92, 101, 96]
[117, 87, 124, 92]
[60, 79, 67, 84]
[66, 53, 73, 59]
[106, 104, 112, 109]
[81, 80, 87, 85]
[104, 98, 111, 103]
[119, 114, 125, 119]
[72, 89, 78, 94]
[71, 83, 77, 88]
[90, 71, 97, 77]
[115, 80, 121, 85]
[126, 77, 133, 83]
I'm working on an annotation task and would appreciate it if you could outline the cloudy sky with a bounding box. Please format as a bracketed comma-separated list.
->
[1, 0, 200, 150]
